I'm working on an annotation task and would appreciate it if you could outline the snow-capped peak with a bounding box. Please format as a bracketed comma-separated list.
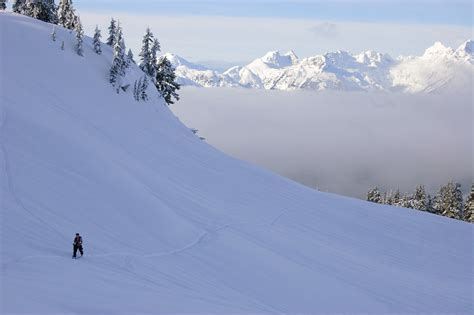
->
[455, 40, 474, 59]
[260, 50, 295, 68]
[422, 42, 454, 58]
[284, 50, 299, 64]
[356, 50, 393, 67]
[162, 52, 208, 70]
[162, 40, 472, 93]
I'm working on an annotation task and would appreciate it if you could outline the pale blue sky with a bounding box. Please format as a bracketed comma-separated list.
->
[77, 1, 473, 68]
[77, 0, 472, 26]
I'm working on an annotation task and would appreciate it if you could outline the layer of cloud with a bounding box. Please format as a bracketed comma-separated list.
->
[171, 88, 473, 198]
[310, 22, 339, 39]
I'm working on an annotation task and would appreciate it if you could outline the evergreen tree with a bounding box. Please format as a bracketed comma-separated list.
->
[119, 27, 129, 72]
[412, 185, 427, 211]
[106, 18, 117, 46]
[92, 25, 102, 55]
[127, 49, 135, 65]
[433, 181, 463, 219]
[109, 24, 127, 91]
[30, 0, 57, 23]
[367, 187, 382, 204]
[133, 77, 141, 101]
[191, 128, 206, 141]
[151, 39, 160, 68]
[155, 56, 180, 105]
[426, 194, 434, 213]
[399, 193, 413, 209]
[0, 0, 7, 10]
[51, 27, 57, 41]
[139, 28, 160, 78]
[58, 0, 76, 30]
[133, 76, 149, 101]
[13, 0, 26, 13]
[462, 185, 473, 223]
[384, 190, 394, 205]
[22, 1, 33, 15]
[140, 75, 149, 101]
[392, 189, 401, 207]
[47, 0, 58, 24]
[74, 16, 83, 56]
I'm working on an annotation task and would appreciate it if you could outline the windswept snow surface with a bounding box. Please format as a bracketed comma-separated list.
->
[0, 13, 473, 314]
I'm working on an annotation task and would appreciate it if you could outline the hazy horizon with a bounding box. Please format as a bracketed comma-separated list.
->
[172, 87, 473, 199]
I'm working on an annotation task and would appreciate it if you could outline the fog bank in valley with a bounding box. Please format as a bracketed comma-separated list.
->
[172, 88, 472, 198]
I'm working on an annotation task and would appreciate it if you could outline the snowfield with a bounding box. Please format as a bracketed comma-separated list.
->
[0, 13, 473, 314]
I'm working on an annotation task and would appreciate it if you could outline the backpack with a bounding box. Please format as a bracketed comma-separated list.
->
[74, 236, 82, 246]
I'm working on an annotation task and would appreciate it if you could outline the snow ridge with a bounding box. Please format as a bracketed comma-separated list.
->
[167, 40, 473, 93]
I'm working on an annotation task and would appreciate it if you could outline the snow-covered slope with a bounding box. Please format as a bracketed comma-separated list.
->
[166, 41, 473, 93]
[1, 13, 473, 314]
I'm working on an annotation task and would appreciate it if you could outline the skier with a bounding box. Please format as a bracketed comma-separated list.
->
[72, 233, 84, 258]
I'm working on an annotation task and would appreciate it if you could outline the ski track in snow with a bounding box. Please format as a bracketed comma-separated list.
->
[0, 98, 69, 243]
[0, 82, 283, 271]
[3, 221, 277, 269]
[0, 82, 291, 271]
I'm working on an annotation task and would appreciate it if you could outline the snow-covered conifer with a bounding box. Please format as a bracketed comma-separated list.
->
[57, 0, 68, 25]
[22, 1, 34, 16]
[127, 49, 135, 65]
[392, 189, 401, 207]
[92, 25, 102, 55]
[47, 0, 58, 24]
[30, 0, 57, 23]
[412, 185, 427, 211]
[133, 78, 141, 101]
[74, 16, 84, 56]
[12, 0, 25, 13]
[433, 181, 463, 219]
[51, 27, 57, 42]
[367, 187, 382, 204]
[191, 128, 206, 140]
[139, 28, 160, 78]
[383, 190, 394, 205]
[132, 76, 148, 101]
[58, 0, 76, 30]
[119, 29, 129, 72]
[109, 24, 127, 90]
[140, 75, 149, 101]
[399, 193, 413, 209]
[0, 0, 7, 10]
[106, 18, 117, 46]
[426, 194, 434, 213]
[151, 39, 160, 66]
[155, 56, 180, 105]
[462, 185, 473, 223]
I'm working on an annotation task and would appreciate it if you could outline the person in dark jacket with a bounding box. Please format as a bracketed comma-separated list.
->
[73, 233, 83, 258]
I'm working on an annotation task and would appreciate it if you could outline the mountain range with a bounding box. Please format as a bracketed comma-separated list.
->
[165, 40, 474, 93]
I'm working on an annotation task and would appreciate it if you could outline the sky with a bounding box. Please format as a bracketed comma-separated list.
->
[75, 0, 473, 68]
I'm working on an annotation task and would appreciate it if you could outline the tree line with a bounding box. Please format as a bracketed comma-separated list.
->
[367, 182, 473, 223]
[2, 0, 180, 105]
